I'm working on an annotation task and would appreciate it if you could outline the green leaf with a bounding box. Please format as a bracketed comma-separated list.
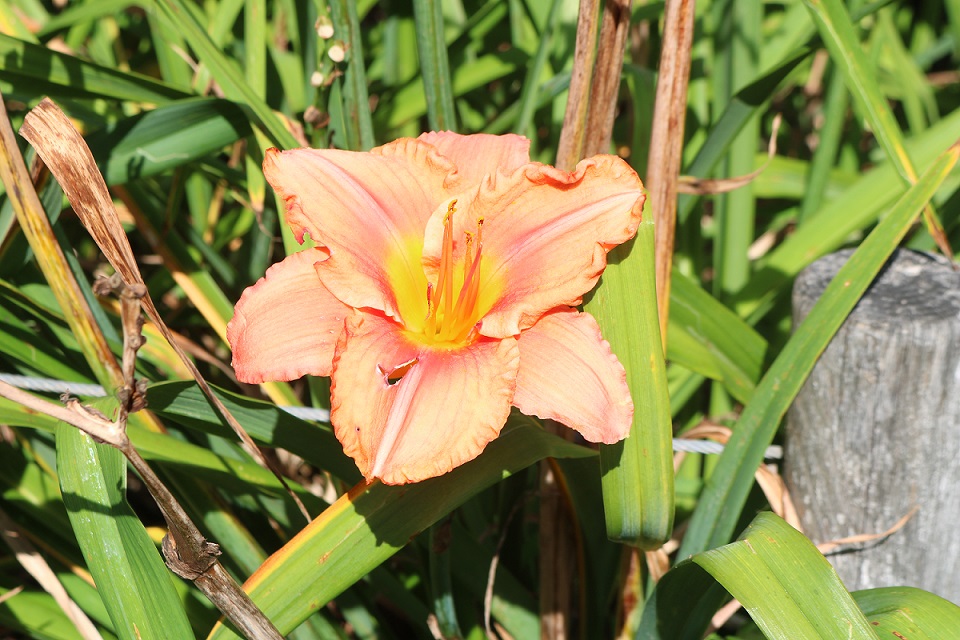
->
[854, 587, 960, 639]
[679, 141, 960, 559]
[152, 0, 299, 150]
[667, 271, 766, 405]
[85, 97, 252, 186]
[56, 418, 193, 640]
[146, 380, 360, 484]
[643, 512, 878, 640]
[584, 221, 674, 547]
[207, 419, 593, 639]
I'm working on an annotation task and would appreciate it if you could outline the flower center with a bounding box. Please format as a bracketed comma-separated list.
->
[419, 199, 485, 345]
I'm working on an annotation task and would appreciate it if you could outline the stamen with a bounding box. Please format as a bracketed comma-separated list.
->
[445, 240, 483, 342]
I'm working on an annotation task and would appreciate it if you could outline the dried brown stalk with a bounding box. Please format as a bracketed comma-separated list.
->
[583, 0, 633, 158]
[555, 0, 601, 171]
[646, 0, 695, 348]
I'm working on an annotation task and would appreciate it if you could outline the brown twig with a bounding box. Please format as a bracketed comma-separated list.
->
[0, 93, 287, 640]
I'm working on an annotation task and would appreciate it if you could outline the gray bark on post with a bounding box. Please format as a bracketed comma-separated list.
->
[785, 248, 960, 604]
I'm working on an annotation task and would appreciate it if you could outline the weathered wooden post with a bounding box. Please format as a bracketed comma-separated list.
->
[785, 248, 960, 604]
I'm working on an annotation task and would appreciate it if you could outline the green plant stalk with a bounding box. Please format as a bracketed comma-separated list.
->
[711, 0, 760, 302]
[329, 0, 375, 150]
[798, 65, 850, 222]
[678, 141, 960, 559]
[411, 0, 457, 131]
[244, 0, 268, 217]
[709, 0, 761, 419]
[585, 221, 674, 547]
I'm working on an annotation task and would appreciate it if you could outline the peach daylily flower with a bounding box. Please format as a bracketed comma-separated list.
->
[227, 132, 645, 485]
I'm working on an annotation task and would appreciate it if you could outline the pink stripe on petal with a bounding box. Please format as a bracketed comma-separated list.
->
[227, 249, 350, 383]
[330, 313, 519, 484]
[514, 309, 633, 444]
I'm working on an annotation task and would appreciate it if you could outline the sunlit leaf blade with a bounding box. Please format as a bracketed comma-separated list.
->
[207, 420, 593, 639]
[56, 420, 193, 640]
[854, 587, 960, 639]
[0, 33, 187, 104]
[585, 221, 674, 547]
[678, 141, 960, 559]
[695, 513, 877, 640]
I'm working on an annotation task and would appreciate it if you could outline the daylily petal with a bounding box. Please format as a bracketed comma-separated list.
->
[423, 155, 644, 337]
[330, 312, 519, 484]
[263, 139, 462, 319]
[513, 309, 633, 444]
[418, 131, 530, 186]
[227, 249, 350, 383]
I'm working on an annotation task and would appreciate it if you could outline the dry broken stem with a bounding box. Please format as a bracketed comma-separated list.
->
[0, 277, 283, 640]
